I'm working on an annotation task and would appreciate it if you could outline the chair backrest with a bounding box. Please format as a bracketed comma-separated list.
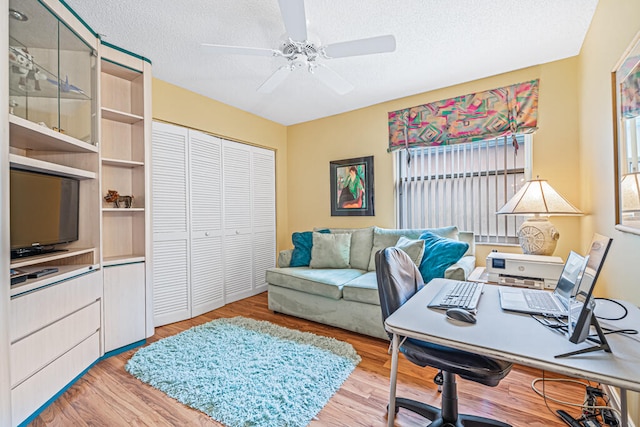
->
[375, 247, 425, 334]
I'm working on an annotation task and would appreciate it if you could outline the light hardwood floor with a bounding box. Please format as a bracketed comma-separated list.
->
[30, 292, 591, 426]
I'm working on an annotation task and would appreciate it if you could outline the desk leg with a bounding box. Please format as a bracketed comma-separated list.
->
[620, 388, 628, 427]
[388, 333, 399, 427]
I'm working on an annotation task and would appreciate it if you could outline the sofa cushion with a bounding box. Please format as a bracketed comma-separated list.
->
[310, 232, 352, 269]
[315, 226, 374, 270]
[418, 231, 469, 284]
[342, 272, 380, 305]
[367, 226, 459, 271]
[395, 236, 425, 266]
[265, 267, 364, 300]
[290, 229, 330, 267]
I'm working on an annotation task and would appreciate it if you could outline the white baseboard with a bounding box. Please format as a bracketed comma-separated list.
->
[604, 384, 637, 427]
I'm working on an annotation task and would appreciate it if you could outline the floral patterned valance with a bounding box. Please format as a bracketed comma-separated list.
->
[388, 79, 539, 152]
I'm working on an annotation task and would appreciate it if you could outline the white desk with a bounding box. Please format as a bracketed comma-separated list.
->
[384, 279, 640, 427]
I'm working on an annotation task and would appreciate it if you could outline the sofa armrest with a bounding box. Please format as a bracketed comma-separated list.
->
[278, 249, 293, 268]
[444, 255, 476, 281]
[458, 231, 475, 256]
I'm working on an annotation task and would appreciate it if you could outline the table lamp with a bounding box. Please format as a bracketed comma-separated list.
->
[621, 172, 640, 216]
[496, 178, 582, 256]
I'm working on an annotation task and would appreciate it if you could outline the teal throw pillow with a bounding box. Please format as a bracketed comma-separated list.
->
[418, 231, 469, 284]
[290, 229, 330, 267]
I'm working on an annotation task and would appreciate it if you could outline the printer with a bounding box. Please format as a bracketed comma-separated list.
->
[486, 252, 564, 289]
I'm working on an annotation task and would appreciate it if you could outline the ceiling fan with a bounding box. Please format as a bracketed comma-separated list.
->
[202, 0, 396, 95]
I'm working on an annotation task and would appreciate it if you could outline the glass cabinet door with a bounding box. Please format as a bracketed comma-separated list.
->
[9, 0, 96, 144]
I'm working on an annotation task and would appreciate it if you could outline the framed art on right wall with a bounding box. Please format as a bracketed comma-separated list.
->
[613, 30, 640, 235]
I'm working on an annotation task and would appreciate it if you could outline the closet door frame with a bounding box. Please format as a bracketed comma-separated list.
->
[151, 121, 276, 322]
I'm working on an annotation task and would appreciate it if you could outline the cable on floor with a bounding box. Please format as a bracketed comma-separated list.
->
[531, 375, 622, 419]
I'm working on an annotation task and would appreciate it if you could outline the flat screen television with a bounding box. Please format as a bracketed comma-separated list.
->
[10, 168, 80, 259]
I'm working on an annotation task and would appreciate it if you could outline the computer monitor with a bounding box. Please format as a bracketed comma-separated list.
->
[567, 234, 613, 345]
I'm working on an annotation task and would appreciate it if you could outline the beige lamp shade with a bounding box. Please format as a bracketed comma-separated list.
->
[497, 179, 582, 255]
[496, 179, 582, 216]
[621, 172, 640, 213]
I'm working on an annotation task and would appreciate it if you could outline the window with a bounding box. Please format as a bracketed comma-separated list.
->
[395, 134, 532, 244]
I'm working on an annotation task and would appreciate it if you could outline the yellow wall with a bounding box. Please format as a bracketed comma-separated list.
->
[578, 0, 640, 304]
[287, 60, 582, 265]
[151, 79, 290, 253]
[579, 0, 640, 421]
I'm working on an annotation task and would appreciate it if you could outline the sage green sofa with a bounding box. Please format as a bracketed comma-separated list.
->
[266, 226, 475, 339]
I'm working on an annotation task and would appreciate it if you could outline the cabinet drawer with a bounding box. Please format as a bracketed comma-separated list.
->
[10, 271, 102, 342]
[11, 332, 100, 426]
[11, 300, 101, 388]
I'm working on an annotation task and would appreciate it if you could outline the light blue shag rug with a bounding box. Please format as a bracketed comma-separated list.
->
[125, 316, 361, 427]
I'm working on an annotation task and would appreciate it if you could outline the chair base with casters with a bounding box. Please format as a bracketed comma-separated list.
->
[375, 247, 513, 427]
[391, 372, 511, 427]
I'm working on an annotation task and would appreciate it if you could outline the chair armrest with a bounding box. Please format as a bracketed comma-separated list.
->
[278, 249, 293, 268]
[444, 255, 476, 281]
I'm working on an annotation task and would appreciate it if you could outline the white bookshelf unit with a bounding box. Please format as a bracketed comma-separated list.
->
[99, 43, 153, 352]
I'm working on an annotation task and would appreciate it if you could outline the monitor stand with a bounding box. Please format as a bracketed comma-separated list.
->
[555, 315, 611, 358]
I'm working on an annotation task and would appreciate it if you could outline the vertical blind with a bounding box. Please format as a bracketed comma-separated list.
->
[396, 135, 531, 244]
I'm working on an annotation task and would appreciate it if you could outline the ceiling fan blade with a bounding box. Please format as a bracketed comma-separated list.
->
[323, 35, 396, 59]
[201, 43, 278, 57]
[277, 0, 307, 42]
[257, 65, 293, 93]
[311, 64, 354, 95]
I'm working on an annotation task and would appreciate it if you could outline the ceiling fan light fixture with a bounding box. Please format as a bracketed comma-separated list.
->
[203, 0, 396, 95]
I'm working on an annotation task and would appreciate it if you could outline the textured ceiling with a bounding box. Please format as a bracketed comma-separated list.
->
[62, 0, 598, 126]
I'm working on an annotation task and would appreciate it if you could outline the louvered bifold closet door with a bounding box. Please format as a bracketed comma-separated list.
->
[222, 140, 253, 303]
[151, 122, 191, 326]
[189, 130, 225, 316]
[251, 147, 276, 291]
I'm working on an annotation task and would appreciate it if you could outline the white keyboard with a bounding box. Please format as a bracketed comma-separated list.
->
[427, 281, 484, 310]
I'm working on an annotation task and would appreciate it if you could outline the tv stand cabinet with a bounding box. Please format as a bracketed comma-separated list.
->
[3, 0, 153, 425]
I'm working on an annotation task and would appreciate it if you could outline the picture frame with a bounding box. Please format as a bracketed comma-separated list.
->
[613, 30, 640, 235]
[330, 156, 374, 216]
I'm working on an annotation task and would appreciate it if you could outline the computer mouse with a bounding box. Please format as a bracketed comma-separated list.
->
[445, 308, 477, 324]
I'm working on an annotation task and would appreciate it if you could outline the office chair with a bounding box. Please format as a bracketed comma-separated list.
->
[375, 247, 513, 427]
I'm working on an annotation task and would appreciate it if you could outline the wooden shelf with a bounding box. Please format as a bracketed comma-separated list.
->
[10, 248, 96, 269]
[101, 59, 142, 80]
[103, 255, 145, 267]
[10, 264, 100, 298]
[101, 107, 143, 124]
[102, 208, 145, 212]
[102, 158, 144, 168]
[9, 115, 98, 153]
[10, 154, 97, 180]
